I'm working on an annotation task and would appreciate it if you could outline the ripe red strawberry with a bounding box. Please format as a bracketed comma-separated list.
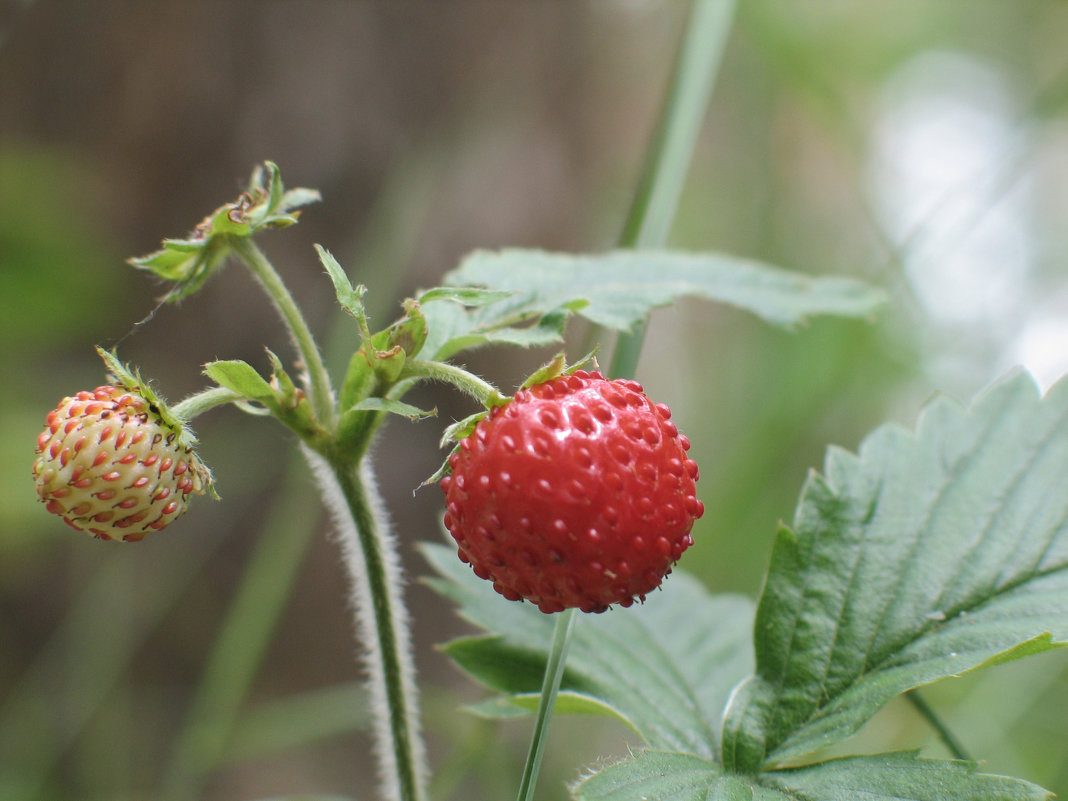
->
[440, 370, 703, 613]
[33, 385, 210, 541]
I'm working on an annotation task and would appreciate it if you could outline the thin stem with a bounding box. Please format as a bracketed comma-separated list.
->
[171, 386, 243, 421]
[308, 447, 426, 801]
[609, 0, 737, 381]
[402, 359, 505, 407]
[515, 2, 734, 795]
[515, 609, 577, 801]
[230, 237, 337, 429]
[905, 690, 971, 762]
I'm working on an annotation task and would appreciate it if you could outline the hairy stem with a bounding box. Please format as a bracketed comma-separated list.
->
[402, 359, 505, 407]
[231, 237, 337, 429]
[305, 446, 427, 801]
[171, 386, 243, 421]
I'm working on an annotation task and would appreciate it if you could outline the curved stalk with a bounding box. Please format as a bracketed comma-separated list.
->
[171, 386, 243, 421]
[230, 237, 337, 429]
[304, 446, 427, 801]
[402, 359, 505, 407]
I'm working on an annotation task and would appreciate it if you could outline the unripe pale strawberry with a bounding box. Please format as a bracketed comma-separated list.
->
[440, 370, 703, 614]
[33, 385, 210, 541]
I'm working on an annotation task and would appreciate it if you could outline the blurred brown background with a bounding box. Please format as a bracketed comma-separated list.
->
[2, 2, 1068, 800]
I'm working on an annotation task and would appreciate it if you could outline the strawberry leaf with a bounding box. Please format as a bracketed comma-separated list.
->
[721, 370, 1068, 773]
[573, 750, 1050, 801]
[422, 541, 754, 758]
[420, 296, 573, 361]
[441, 248, 886, 335]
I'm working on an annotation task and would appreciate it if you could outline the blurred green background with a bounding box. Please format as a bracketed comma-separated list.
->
[2, 2, 1067, 800]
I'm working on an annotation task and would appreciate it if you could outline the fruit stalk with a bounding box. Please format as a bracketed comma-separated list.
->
[305, 446, 426, 801]
[516, 608, 576, 801]
[170, 386, 243, 420]
[229, 239, 427, 800]
[230, 237, 337, 428]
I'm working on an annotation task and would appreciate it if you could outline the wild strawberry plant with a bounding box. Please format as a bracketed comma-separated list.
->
[27, 4, 1068, 801]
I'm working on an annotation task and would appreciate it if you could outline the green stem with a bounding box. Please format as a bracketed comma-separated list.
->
[230, 237, 337, 429]
[307, 447, 426, 801]
[171, 386, 243, 421]
[905, 690, 971, 762]
[517, 2, 735, 797]
[402, 359, 505, 407]
[609, 0, 737, 380]
[514, 4, 734, 798]
[515, 609, 577, 801]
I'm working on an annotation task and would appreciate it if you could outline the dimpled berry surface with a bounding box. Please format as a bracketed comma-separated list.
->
[441, 371, 702, 613]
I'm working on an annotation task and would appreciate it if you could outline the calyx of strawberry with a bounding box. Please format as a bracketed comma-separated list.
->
[129, 161, 320, 301]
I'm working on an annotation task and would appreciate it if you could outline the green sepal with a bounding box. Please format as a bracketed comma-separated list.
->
[266, 350, 327, 442]
[352, 397, 436, 420]
[372, 344, 407, 386]
[438, 410, 487, 449]
[421, 410, 486, 488]
[203, 353, 327, 444]
[203, 359, 279, 408]
[130, 236, 231, 302]
[96, 347, 196, 447]
[97, 347, 217, 498]
[316, 245, 368, 324]
[340, 347, 376, 412]
[319, 245, 429, 396]
[387, 299, 428, 360]
[420, 448, 456, 489]
[129, 161, 319, 301]
[519, 348, 600, 391]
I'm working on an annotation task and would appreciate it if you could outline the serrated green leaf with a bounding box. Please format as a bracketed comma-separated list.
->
[573, 751, 722, 801]
[573, 751, 1051, 801]
[721, 370, 1068, 772]
[203, 359, 277, 404]
[763, 752, 1051, 801]
[422, 541, 753, 758]
[446, 248, 886, 331]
